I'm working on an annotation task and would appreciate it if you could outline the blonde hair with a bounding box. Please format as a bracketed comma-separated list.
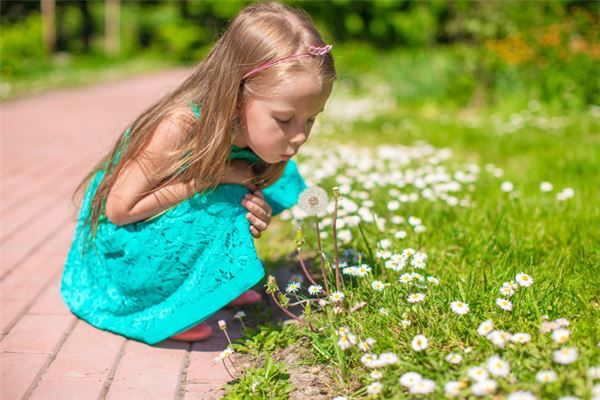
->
[71, 0, 337, 254]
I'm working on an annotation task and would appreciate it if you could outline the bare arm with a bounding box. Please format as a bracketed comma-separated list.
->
[105, 111, 202, 226]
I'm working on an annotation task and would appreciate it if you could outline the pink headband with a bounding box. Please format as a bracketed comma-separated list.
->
[241, 44, 333, 80]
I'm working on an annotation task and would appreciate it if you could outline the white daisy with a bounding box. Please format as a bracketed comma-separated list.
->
[366, 381, 382, 395]
[499, 285, 515, 297]
[540, 181, 553, 192]
[407, 293, 426, 303]
[507, 391, 537, 400]
[233, 310, 246, 319]
[394, 230, 407, 239]
[511, 333, 531, 343]
[501, 181, 514, 192]
[486, 355, 510, 377]
[370, 370, 383, 380]
[467, 366, 489, 382]
[337, 333, 357, 350]
[588, 366, 600, 379]
[427, 276, 440, 285]
[307, 284, 322, 295]
[371, 280, 386, 291]
[285, 281, 301, 293]
[477, 320, 494, 336]
[488, 330, 512, 348]
[444, 380, 467, 396]
[399, 273, 413, 284]
[409, 378, 436, 394]
[496, 298, 513, 311]
[411, 334, 428, 351]
[536, 370, 557, 383]
[399, 372, 422, 387]
[553, 347, 578, 364]
[552, 328, 570, 344]
[329, 291, 345, 303]
[471, 379, 497, 397]
[446, 353, 463, 364]
[515, 272, 534, 287]
[450, 301, 470, 315]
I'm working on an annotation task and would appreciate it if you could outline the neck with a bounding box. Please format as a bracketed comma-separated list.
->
[232, 134, 247, 148]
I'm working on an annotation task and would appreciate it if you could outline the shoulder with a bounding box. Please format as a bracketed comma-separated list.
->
[149, 107, 197, 150]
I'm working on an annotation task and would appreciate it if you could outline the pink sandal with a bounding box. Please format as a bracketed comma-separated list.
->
[225, 289, 263, 308]
[169, 321, 213, 342]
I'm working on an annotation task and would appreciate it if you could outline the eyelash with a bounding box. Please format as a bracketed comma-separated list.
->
[276, 118, 316, 124]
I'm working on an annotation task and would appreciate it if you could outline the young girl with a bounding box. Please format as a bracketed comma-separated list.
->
[60, 1, 336, 345]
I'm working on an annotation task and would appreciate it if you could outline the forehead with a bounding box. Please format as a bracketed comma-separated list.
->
[253, 73, 332, 114]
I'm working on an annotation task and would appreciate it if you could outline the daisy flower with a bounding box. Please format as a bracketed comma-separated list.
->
[486, 355, 510, 377]
[411, 334, 428, 351]
[307, 284, 322, 295]
[371, 280, 386, 291]
[507, 391, 537, 400]
[499, 285, 515, 297]
[450, 301, 470, 315]
[511, 333, 531, 344]
[370, 371, 383, 380]
[467, 367, 489, 382]
[477, 320, 494, 336]
[399, 273, 413, 284]
[496, 298, 513, 311]
[552, 328, 570, 344]
[409, 379, 436, 394]
[355, 264, 372, 277]
[214, 346, 235, 362]
[366, 381, 383, 395]
[233, 310, 246, 319]
[516, 272, 534, 287]
[329, 291, 345, 303]
[407, 293, 426, 303]
[427, 276, 440, 285]
[285, 281, 301, 294]
[446, 353, 463, 364]
[471, 379, 497, 397]
[444, 380, 467, 397]
[536, 370, 557, 383]
[553, 347, 578, 364]
[399, 372, 423, 387]
[337, 333, 357, 350]
[540, 181, 553, 192]
[488, 330, 512, 348]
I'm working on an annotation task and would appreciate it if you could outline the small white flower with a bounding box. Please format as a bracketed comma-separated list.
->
[553, 347, 578, 364]
[536, 370, 557, 383]
[400, 319, 411, 327]
[540, 181, 553, 192]
[515, 272, 534, 287]
[511, 333, 531, 343]
[394, 230, 407, 239]
[285, 281, 301, 293]
[499, 285, 515, 297]
[335, 326, 350, 336]
[399, 371, 422, 387]
[233, 310, 246, 319]
[507, 391, 537, 400]
[366, 381, 383, 395]
[370, 370, 383, 380]
[399, 273, 413, 284]
[411, 334, 428, 351]
[407, 293, 426, 303]
[486, 355, 510, 377]
[307, 284, 322, 295]
[298, 186, 329, 216]
[488, 330, 512, 348]
[467, 366, 489, 382]
[588, 366, 600, 379]
[552, 328, 570, 344]
[427, 276, 440, 285]
[471, 379, 497, 396]
[555, 318, 570, 327]
[501, 181, 514, 192]
[371, 280, 386, 291]
[214, 346, 235, 362]
[450, 301, 470, 315]
[477, 320, 494, 336]
[496, 298, 513, 311]
[329, 291, 345, 303]
[409, 378, 436, 394]
[446, 353, 463, 364]
[218, 320, 227, 330]
[444, 380, 467, 396]
[337, 333, 357, 350]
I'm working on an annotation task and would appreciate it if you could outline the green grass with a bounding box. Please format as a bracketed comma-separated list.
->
[244, 46, 599, 398]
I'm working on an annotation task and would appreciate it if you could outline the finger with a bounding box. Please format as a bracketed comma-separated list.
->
[250, 225, 261, 238]
[242, 197, 270, 222]
[244, 194, 272, 217]
[246, 212, 268, 231]
[252, 192, 272, 214]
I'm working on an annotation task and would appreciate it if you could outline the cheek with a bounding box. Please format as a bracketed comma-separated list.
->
[247, 119, 285, 148]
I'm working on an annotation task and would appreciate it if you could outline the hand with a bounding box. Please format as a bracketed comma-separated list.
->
[220, 159, 257, 191]
[241, 190, 272, 238]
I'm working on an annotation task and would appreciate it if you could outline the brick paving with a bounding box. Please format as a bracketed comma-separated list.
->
[0, 68, 252, 399]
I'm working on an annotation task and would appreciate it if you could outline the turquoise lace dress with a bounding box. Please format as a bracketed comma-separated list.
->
[60, 101, 307, 345]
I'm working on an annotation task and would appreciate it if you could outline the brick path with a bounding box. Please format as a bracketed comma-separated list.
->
[0, 68, 251, 399]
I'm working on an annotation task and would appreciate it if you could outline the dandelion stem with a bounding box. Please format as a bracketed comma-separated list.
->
[270, 292, 303, 322]
[332, 188, 341, 292]
[314, 217, 330, 293]
[296, 248, 330, 297]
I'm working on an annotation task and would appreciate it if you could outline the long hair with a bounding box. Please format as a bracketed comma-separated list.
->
[70, 0, 337, 254]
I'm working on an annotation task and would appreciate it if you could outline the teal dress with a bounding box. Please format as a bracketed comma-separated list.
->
[60, 101, 307, 345]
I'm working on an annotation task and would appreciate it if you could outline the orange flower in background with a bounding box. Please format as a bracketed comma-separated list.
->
[485, 33, 534, 66]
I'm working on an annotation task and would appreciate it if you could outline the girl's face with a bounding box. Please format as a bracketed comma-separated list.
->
[236, 73, 333, 164]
